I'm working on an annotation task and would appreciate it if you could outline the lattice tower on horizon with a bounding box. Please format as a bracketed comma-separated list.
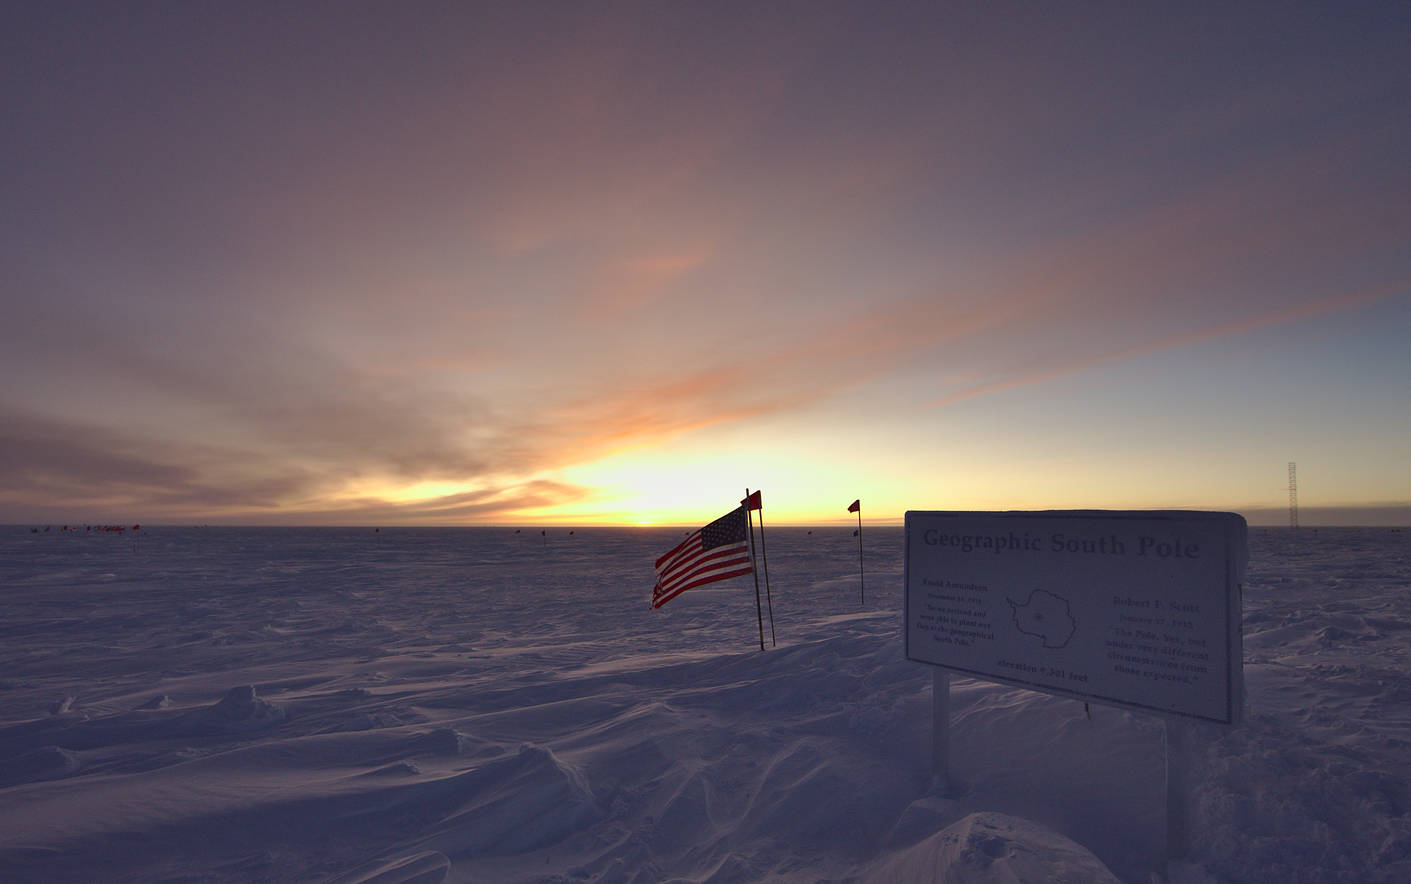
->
[1288, 462, 1299, 529]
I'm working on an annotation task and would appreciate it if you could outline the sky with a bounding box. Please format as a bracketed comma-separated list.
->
[3, 2, 1409, 527]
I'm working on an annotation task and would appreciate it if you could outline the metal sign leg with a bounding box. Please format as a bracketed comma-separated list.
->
[933, 668, 950, 790]
[1165, 717, 1188, 862]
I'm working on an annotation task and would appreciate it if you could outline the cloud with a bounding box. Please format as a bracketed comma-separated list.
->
[0, 409, 327, 518]
[227, 479, 594, 527]
[924, 278, 1410, 408]
[579, 244, 715, 316]
[3, 4, 1406, 524]
[0, 407, 593, 524]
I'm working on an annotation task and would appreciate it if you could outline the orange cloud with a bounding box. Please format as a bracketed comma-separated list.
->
[925, 277, 1409, 408]
[580, 243, 715, 316]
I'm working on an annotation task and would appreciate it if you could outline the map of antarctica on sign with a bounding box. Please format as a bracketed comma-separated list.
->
[1008, 589, 1076, 649]
[905, 511, 1247, 723]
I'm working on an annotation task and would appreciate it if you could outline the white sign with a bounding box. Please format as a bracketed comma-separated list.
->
[905, 510, 1247, 724]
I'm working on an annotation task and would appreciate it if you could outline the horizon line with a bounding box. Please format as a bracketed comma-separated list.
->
[9, 519, 1407, 530]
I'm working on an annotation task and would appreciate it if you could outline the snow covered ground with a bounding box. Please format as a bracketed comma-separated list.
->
[1, 524, 1408, 883]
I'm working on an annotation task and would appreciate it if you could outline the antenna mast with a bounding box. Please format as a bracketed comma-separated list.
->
[1288, 462, 1299, 530]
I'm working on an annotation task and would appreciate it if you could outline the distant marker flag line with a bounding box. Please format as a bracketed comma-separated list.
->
[652, 506, 753, 609]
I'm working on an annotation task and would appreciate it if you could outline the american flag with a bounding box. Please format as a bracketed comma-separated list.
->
[652, 506, 753, 609]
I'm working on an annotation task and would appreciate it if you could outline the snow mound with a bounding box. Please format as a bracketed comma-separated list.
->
[0, 745, 82, 788]
[177, 685, 286, 735]
[359, 761, 423, 779]
[423, 743, 600, 857]
[414, 727, 475, 756]
[866, 811, 1120, 883]
[328, 850, 451, 884]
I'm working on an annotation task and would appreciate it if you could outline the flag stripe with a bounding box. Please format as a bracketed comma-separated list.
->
[655, 533, 699, 571]
[652, 506, 752, 608]
[658, 541, 746, 584]
[660, 550, 752, 594]
[653, 563, 754, 608]
[655, 543, 752, 600]
[657, 532, 750, 575]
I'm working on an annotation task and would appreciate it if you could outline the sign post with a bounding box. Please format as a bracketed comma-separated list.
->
[1165, 717, 1189, 860]
[932, 668, 950, 791]
[905, 510, 1246, 864]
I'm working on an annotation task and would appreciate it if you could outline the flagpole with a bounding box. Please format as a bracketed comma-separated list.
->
[856, 505, 865, 606]
[753, 490, 777, 648]
[745, 490, 765, 652]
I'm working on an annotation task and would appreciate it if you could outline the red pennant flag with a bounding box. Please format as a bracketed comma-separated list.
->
[848, 499, 860, 513]
[741, 490, 762, 511]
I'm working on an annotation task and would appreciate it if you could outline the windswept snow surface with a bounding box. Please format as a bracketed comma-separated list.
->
[1, 525, 1408, 883]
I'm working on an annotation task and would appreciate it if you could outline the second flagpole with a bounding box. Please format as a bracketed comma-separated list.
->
[856, 503, 864, 606]
[760, 495, 776, 648]
[745, 490, 765, 651]
[849, 499, 865, 606]
[744, 489, 776, 648]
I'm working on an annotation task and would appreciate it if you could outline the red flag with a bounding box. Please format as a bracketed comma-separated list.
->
[848, 499, 860, 513]
[652, 506, 753, 609]
[741, 490, 762, 511]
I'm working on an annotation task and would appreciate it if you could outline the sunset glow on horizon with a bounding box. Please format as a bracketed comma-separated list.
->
[3, 3, 1408, 527]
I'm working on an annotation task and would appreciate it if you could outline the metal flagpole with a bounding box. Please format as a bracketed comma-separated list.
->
[854, 501, 865, 606]
[745, 490, 765, 651]
[755, 492, 776, 648]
